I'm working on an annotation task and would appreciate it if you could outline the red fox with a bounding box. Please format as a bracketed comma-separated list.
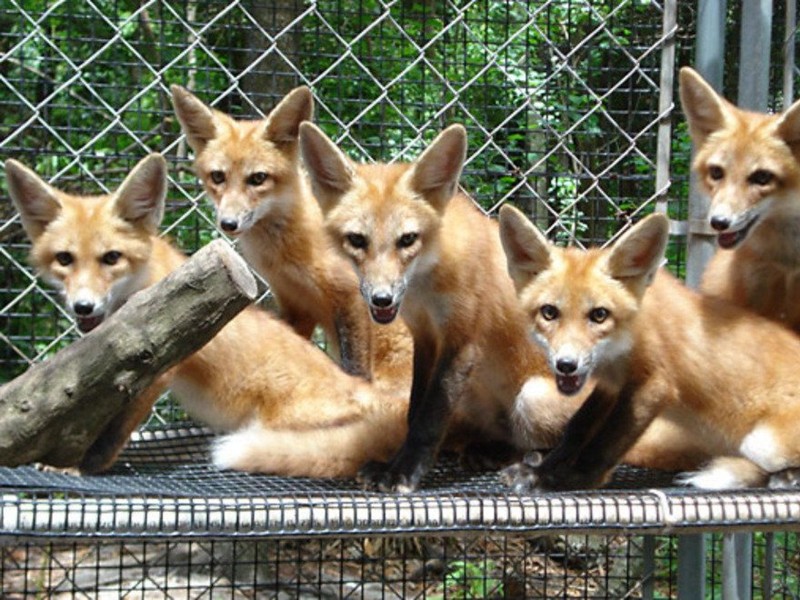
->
[5, 154, 409, 477]
[680, 67, 800, 332]
[299, 121, 567, 492]
[170, 85, 413, 381]
[498, 205, 800, 490]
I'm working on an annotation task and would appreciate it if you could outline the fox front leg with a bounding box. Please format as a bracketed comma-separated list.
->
[333, 302, 373, 380]
[358, 342, 473, 492]
[79, 377, 168, 474]
[502, 383, 645, 491]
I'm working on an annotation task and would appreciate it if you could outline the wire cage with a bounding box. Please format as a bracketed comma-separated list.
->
[2, 1, 800, 598]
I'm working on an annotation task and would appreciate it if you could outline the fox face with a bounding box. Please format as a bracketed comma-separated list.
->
[499, 206, 668, 395]
[171, 85, 313, 236]
[5, 154, 166, 332]
[299, 122, 466, 325]
[680, 67, 800, 249]
[325, 175, 435, 324]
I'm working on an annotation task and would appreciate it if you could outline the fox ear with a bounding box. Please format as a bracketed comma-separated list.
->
[407, 124, 467, 212]
[113, 154, 167, 229]
[606, 213, 669, 285]
[679, 67, 731, 144]
[299, 121, 354, 213]
[4, 159, 62, 241]
[499, 205, 553, 289]
[776, 97, 800, 145]
[171, 84, 218, 153]
[264, 86, 314, 143]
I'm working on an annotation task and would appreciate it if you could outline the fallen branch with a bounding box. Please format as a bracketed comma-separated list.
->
[0, 239, 257, 467]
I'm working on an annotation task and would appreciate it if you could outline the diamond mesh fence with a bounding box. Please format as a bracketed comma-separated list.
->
[3, 2, 800, 599]
[1, 0, 692, 391]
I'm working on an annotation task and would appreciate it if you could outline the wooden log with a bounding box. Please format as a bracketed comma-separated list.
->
[0, 239, 257, 467]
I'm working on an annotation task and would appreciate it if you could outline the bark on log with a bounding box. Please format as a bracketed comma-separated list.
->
[0, 239, 257, 467]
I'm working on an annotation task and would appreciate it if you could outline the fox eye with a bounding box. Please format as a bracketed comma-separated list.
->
[749, 169, 774, 186]
[247, 172, 269, 186]
[55, 252, 73, 266]
[346, 233, 368, 250]
[540, 304, 559, 321]
[397, 232, 419, 249]
[210, 170, 226, 184]
[707, 165, 724, 181]
[589, 307, 609, 324]
[101, 251, 122, 266]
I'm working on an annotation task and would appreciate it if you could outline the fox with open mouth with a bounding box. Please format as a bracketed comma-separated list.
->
[681, 67, 800, 332]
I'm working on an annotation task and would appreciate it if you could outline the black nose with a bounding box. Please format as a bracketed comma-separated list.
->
[710, 215, 731, 231]
[371, 291, 394, 308]
[555, 358, 578, 375]
[73, 300, 94, 316]
[220, 218, 239, 232]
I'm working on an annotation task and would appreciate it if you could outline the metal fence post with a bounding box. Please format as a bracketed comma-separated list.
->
[684, 0, 727, 289]
[723, 532, 754, 600]
[677, 534, 706, 600]
[679, 1, 727, 591]
[783, 0, 797, 109]
[720, 4, 775, 598]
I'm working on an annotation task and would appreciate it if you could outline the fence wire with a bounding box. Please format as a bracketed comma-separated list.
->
[0, 0, 689, 389]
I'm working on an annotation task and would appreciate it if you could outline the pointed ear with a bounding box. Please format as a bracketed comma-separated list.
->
[170, 84, 218, 153]
[679, 67, 731, 144]
[264, 86, 314, 143]
[299, 121, 354, 213]
[776, 97, 800, 145]
[406, 124, 467, 212]
[606, 214, 669, 285]
[113, 154, 167, 229]
[4, 159, 63, 241]
[498, 205, 553, 288]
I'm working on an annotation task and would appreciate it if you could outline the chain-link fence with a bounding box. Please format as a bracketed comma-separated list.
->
[1, 0, 692, 387]
[3, 3, 800, 599]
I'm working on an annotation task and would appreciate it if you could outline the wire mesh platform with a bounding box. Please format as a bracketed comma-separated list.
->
[2, 425, 799, 541]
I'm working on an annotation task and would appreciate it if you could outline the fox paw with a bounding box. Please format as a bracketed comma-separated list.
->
[769, 467, 800, 489]
[357, 461, 419, 494]
[34, 463, 81, 476]
[499, 452, 546, 493]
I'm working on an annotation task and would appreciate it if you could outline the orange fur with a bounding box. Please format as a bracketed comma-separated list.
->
[301, 123, 562, 492]
[4, 155, 408, 477]
[170, 85, 413, 382]
[680, 67, 800, 332]
[500, 206, 800, 490]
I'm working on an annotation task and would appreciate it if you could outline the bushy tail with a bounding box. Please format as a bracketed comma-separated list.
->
[211, 396, 408, 478]
[676, 456, 768, 490]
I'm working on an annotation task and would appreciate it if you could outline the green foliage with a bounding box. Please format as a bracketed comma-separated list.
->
[432, 559, 504, 599]
[0, 0, 685, 385]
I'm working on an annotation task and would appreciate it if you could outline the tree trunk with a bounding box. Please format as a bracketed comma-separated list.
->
[0, 240, 257, 467]
[238, 0, 303, 105]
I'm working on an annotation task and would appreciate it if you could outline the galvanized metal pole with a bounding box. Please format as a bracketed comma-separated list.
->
[723, 532, 754, 600]
[721, 4, 775, 599]
[649, 7, 678, 595]
[642, 535, 656, 600]
[684, 0, 727, 289]
[677, 2, 729, 598]
[738, 0, 773, 111]
[764, 532, 776, 599]
[677, 534, 707, 600]
[655, 0, 677, 218]
[784, 0, 797, 109]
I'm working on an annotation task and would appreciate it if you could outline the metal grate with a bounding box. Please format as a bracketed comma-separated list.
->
[1, 425, 800, 539]
[1, 425, 800, 597]
[0, 535, 673, 599]
[3, 3, 800, 599]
